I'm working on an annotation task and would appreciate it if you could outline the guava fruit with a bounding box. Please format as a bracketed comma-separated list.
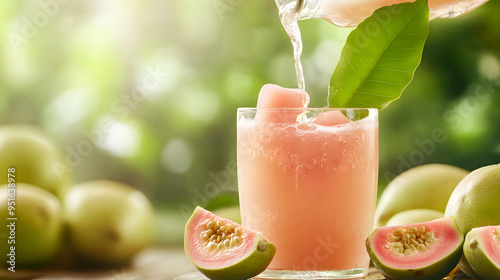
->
[366, 216, 464, 280]
[0, 183, 63, 268]
[445, 164, 500, 234]
[385, 209, 444, 227]
[375, 164, 468, 227]
[0, 125, 72, 199]
[463, 225, 500, 279]
[185, 206, 276, 280]
[444, 163, 500, 277]
[64, 180, 155, 266]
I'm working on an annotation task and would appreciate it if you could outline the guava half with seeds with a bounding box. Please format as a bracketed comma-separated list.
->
[366, 216, 464, 280]
[463, 225, 500, 279]
[184, 206, 276, 280]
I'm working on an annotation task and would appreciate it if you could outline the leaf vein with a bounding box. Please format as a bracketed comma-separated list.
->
[345, 55, 362, 79]
[381, 57, 419, 62]
[356, 39, 373, 68]
[355, 91, 393, 98]
[365, 79, 401, 86]
[374, 33, 383, 52]
[339, 78, 354, 94]
[387, 47, 416, 51]
[372, 67, 409, 73]
[398, 32, 427, 36]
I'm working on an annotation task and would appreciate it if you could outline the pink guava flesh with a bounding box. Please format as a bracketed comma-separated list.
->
[370, 218, 463, 269]
[478, 226, 500, 267]
[185, 207, 261, 269]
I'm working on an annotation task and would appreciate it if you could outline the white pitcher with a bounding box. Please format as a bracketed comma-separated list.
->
[275, 0, 489, 27]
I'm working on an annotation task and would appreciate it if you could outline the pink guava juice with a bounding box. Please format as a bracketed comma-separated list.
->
[237, 108, 378, 272]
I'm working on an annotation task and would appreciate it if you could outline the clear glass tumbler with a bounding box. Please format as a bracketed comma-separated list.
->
[237, 108, 378, 279]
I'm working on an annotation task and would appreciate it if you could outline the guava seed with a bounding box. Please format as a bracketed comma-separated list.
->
[389, 236, 399, 242]
[469, 238, 478, 250]
[201, 218, 244, 251]
[388, 226, 437, 256]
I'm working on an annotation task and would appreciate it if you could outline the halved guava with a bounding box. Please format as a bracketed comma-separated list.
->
[366, 216, 464, 280]
[463, 225, 500, 279]
[184, 206, 276, 280]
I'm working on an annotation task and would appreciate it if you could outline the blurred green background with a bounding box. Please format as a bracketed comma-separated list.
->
[0, 1, 498, 246]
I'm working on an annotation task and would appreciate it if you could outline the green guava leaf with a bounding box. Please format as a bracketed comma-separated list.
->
[328, 0, 429, 109]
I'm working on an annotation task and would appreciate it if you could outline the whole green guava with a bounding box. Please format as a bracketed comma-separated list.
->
[0, 183, 63, 268]
[375, 164, 468, 227]
[64, 180, 155, 266]
[0, 125, 72, 199]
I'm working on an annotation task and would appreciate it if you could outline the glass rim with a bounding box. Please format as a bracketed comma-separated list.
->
[237, 107, 378, 122]
[237, 107, 379, 112]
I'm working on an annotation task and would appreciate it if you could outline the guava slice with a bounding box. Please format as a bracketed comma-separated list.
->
[463, 225, 500, 279]
[184, 206, 276, 280]
[366, 216, 464, 280]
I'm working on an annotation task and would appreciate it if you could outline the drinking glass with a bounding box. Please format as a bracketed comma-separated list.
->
[237, 108, 378, 279]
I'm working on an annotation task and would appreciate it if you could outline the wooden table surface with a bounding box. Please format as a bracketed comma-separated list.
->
[0, 248, 474, 280]
[0, 248, 193, 280]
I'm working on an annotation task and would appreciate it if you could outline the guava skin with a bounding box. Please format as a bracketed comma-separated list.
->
[0, 125, 72, 200]
[457, 253, 481, 279]
[385, 209, 443, 227]
[184, 207, 276, 280]
[196, 236, 276, 280]
[64, 181, 155, 266]
[0, 184, 63, 268]
[444, 164, 500, 277]
[463, 226, 500, 280]
[375, 164, 468, 228]
[366, 217, 464, 280]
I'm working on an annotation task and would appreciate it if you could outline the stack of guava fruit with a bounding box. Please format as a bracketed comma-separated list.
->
[368, 163, 500, 280]
[0, 125, 155, 271]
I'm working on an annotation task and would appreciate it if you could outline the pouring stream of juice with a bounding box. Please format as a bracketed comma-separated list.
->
[279, 2, 306, 91]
